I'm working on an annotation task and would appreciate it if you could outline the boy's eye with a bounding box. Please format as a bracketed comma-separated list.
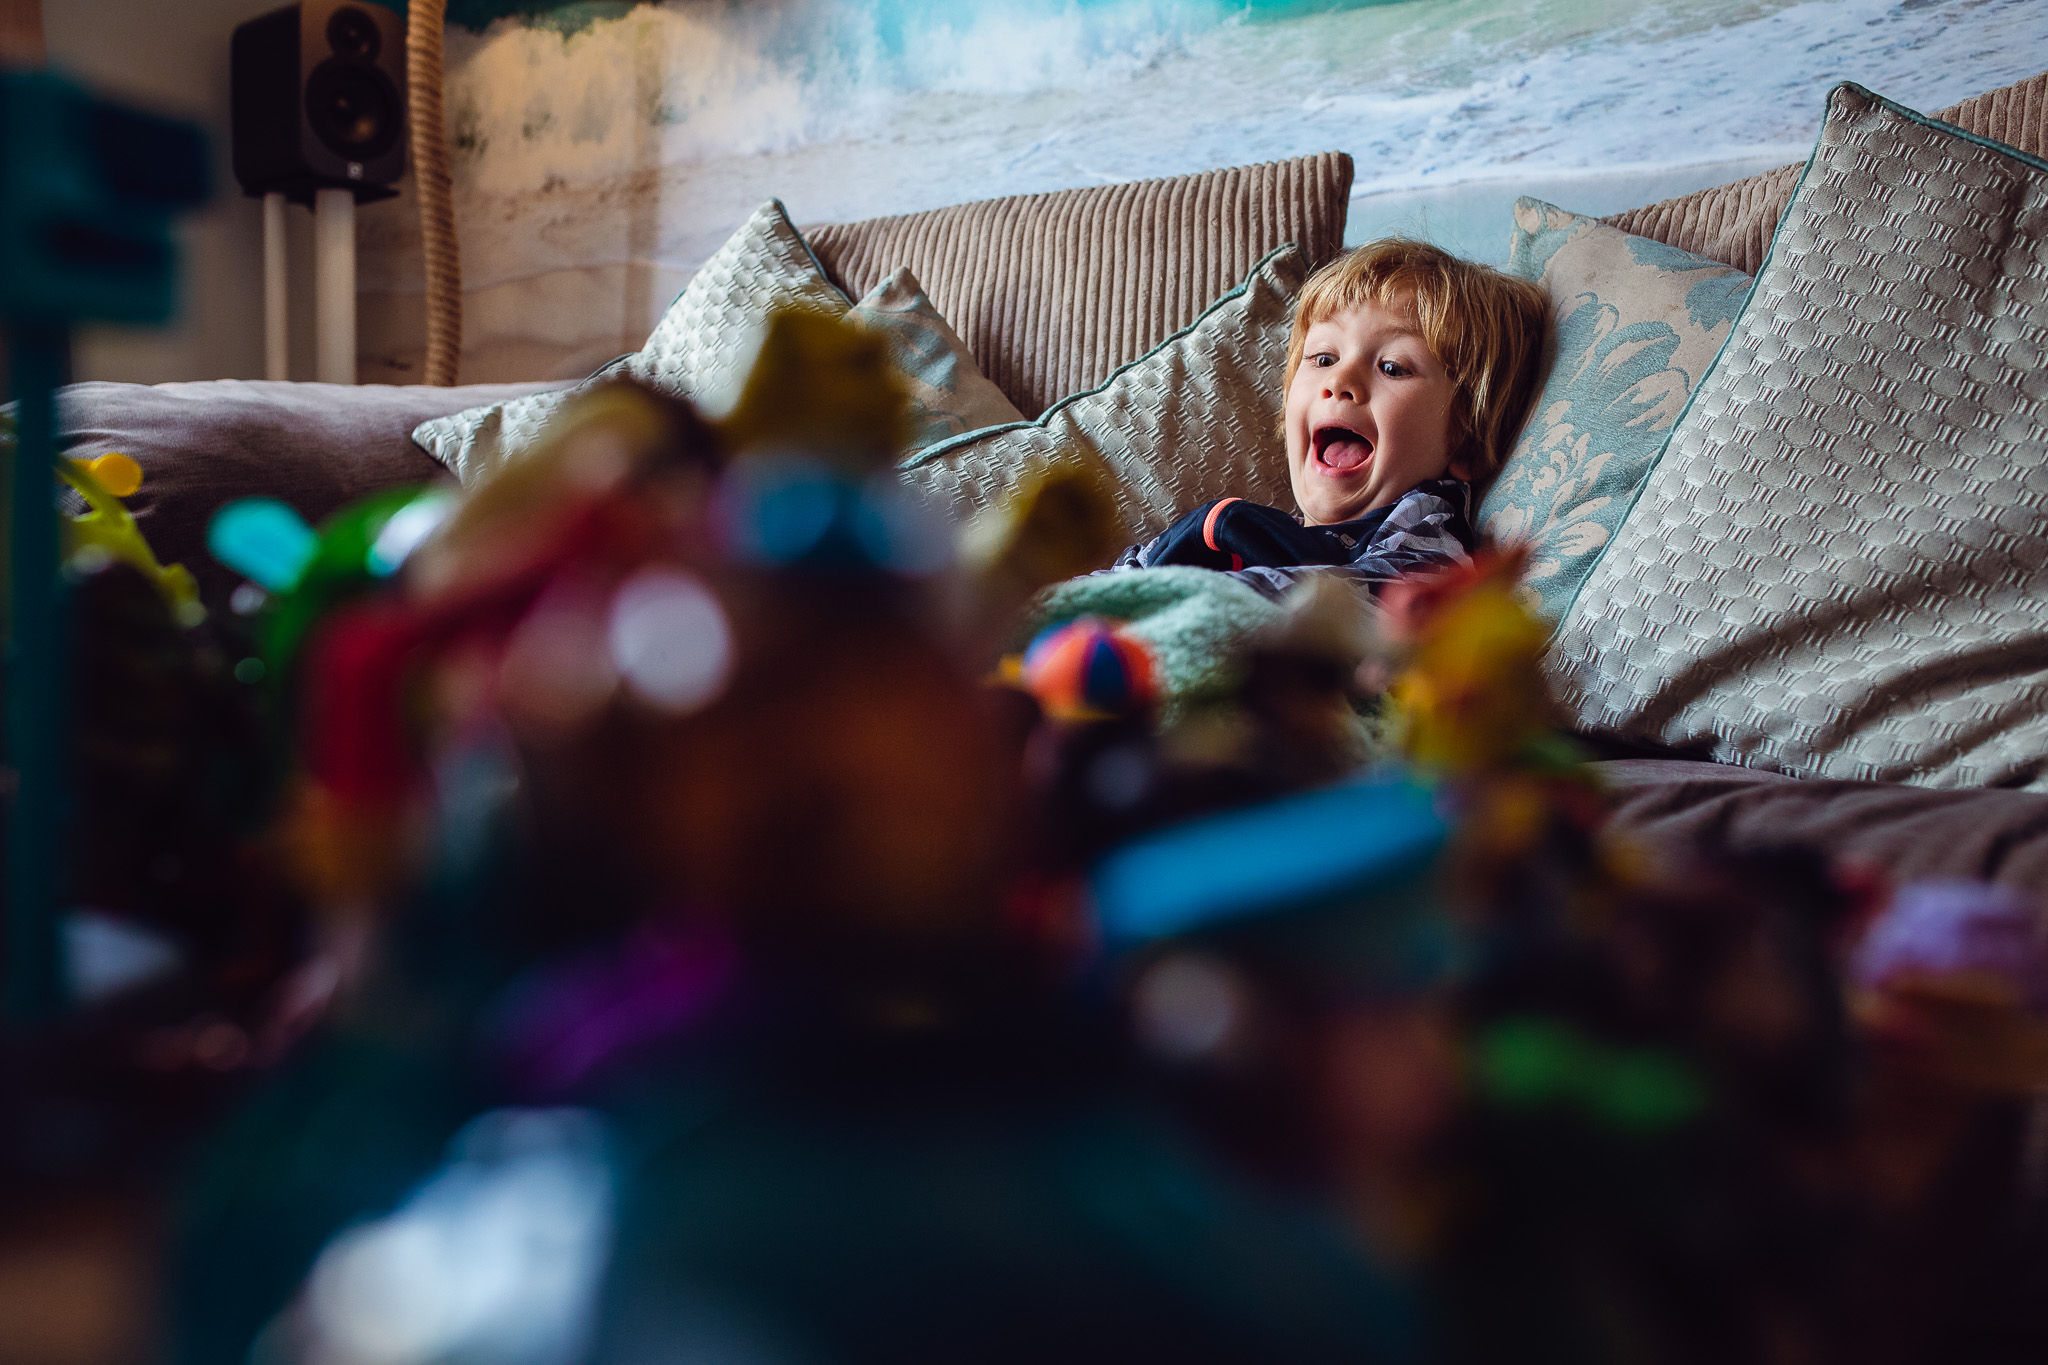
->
[1379, 360, 1408, 377]
[1310, 352, 1336, 368]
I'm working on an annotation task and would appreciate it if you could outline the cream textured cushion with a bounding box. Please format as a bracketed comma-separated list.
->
[808, 152, 1352, 418]
[850, 267, 1024, 448]
[901, 244, 1310, 546]
[413, 207, 1024, 485]
[414, 200, 847, 486]
[1604, 69, 2048, 274]
[1548, 84, 2048, 789]
[1480, 200, 1751, 621]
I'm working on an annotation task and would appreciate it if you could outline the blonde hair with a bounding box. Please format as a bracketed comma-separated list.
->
[1285, 240, 1548, 481]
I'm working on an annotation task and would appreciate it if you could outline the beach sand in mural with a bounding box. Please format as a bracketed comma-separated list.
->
[357, 0, 2048, 382]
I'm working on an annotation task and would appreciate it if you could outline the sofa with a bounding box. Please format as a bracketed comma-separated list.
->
[51, 68, 2048, 899]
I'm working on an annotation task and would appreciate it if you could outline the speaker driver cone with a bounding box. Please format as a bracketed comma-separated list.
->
[326, 6, 382, 60]
[305, 58, 400, 160]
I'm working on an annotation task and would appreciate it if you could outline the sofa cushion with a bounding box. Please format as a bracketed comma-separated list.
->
[807, 152, 1353, 419]
[849, 267, 1024, 449]
[1603, 69, 2048, 273]
[412, 200, 849, 485]
[413, 207, 1026, 486]
[57, 378, 563, 602]
[1596, 758, 2048, 903]
[1547, 83, 2048, 789]
[1480, 200, 1751, 621]
[901, 243, 1309, 546]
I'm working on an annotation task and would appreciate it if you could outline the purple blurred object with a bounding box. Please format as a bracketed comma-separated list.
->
[1851, 880, 2048, 1015]
[488, 914, 739, 1094]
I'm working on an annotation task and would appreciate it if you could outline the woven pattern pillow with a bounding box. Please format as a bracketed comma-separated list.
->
[1604, 69, 2048, 273]
[1548, 84, 2048, 789]
[414, 201, 847, 486]
[850, 267, 1024, 448]
[1479, 200, 1751, 621]
[414, 206, 1023, 485]
[900, 244, 1309, 545]
[808, 152, 1352, 418]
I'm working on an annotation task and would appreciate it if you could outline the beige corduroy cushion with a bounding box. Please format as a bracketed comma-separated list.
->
[1605, 69, 2048, 273]
[807, 152, 1353, 419]
[1548, 84, 2048, 790]
[901, 244, 1310, 546]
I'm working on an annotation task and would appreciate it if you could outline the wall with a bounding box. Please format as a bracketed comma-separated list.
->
[46, 0, 299, 384]
[52, 0, 2048, 387]
[359, 0, 2048, 388]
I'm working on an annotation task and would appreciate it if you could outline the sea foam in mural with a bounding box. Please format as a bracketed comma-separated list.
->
[357, 0, 2048, 382]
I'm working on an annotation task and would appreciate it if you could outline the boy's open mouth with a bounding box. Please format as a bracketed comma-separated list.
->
[1312, 425, 1372, 473]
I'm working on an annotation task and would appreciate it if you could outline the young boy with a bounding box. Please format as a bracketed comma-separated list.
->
[1114, 239, 1548, 598]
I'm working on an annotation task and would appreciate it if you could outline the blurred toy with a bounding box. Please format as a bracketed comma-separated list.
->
[1849, 878, 2048, 1091]
[1831, 878, 2048, 1362]
[1015, 615, 1158, 722]
[1093, 771, 1454, 988]
[1375, 544, 1562, 778]
[1854, 879, 2048, 1011]
[719, 304, 911, 469]
[60, 453, 201, 620]
[960, 459, 1126, 634]
[207, 497, 320, 593]
[1233, 574, 1385, 786]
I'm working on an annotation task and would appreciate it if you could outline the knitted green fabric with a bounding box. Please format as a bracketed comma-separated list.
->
[1026, 567, 1285, 722]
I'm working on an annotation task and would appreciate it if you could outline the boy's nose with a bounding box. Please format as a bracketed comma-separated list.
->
[1324, 362, 1366, 402]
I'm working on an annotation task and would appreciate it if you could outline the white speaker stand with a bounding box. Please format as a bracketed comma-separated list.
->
[263, 192, 288, 381]
[259, 187, 359, 385]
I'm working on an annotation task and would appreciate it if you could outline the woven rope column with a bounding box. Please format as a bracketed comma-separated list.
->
[408, 0, 461, 385]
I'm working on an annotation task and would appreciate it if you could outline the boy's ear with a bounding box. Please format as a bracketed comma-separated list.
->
[1445, 435, 1482, 483]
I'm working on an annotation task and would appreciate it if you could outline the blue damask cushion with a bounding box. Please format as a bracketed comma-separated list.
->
[1479, 199, 1753, 621]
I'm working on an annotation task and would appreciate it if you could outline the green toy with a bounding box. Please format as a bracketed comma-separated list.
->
[59, 453, 201, 622]
[209, 485, 451, 689]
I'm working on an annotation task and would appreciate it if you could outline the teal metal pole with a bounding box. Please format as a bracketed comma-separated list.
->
[5, 324, 66, 1025]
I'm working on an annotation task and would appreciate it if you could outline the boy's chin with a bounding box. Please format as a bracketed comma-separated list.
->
[1297, 491, 1372, 527]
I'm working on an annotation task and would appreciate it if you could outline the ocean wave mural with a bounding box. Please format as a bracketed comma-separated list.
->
[357, 0, 2048, 381]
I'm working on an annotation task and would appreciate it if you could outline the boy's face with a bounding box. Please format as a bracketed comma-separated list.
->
[1285, 298, 1460, 526]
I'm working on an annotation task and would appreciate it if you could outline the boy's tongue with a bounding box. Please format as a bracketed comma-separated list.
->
[1319, 432, 1371, 471]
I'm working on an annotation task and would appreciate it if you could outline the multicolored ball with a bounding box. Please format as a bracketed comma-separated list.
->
[1020, 616, 1158, 721]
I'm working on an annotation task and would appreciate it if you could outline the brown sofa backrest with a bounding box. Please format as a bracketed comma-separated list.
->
[1606, 70, 2048, 274]
[806, 152, 1353, 418]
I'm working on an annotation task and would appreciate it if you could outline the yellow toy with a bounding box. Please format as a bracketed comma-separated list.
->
[720, 306, 912, 471]
[60, 452, 202, 622]
[1378, 546, 1554, 776]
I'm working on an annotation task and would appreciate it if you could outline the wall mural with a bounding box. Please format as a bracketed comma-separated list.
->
[356, 0, 2048, 383]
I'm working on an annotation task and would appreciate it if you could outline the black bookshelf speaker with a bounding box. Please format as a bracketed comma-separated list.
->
[231, 0, 406, 205]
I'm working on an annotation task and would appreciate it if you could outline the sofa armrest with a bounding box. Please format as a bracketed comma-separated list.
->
[57, 378, 567, 600]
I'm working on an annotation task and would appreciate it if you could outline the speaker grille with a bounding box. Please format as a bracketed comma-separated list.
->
[305, 57, 400, 162]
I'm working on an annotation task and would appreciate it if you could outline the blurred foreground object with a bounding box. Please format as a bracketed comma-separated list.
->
[156, 315, 2048, 1365]
[1375, 545, 1558, 778]
[173, 319, 1427, 1364]
[1, 69, 208, 1024]
[1016, 616, 1158, 723]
